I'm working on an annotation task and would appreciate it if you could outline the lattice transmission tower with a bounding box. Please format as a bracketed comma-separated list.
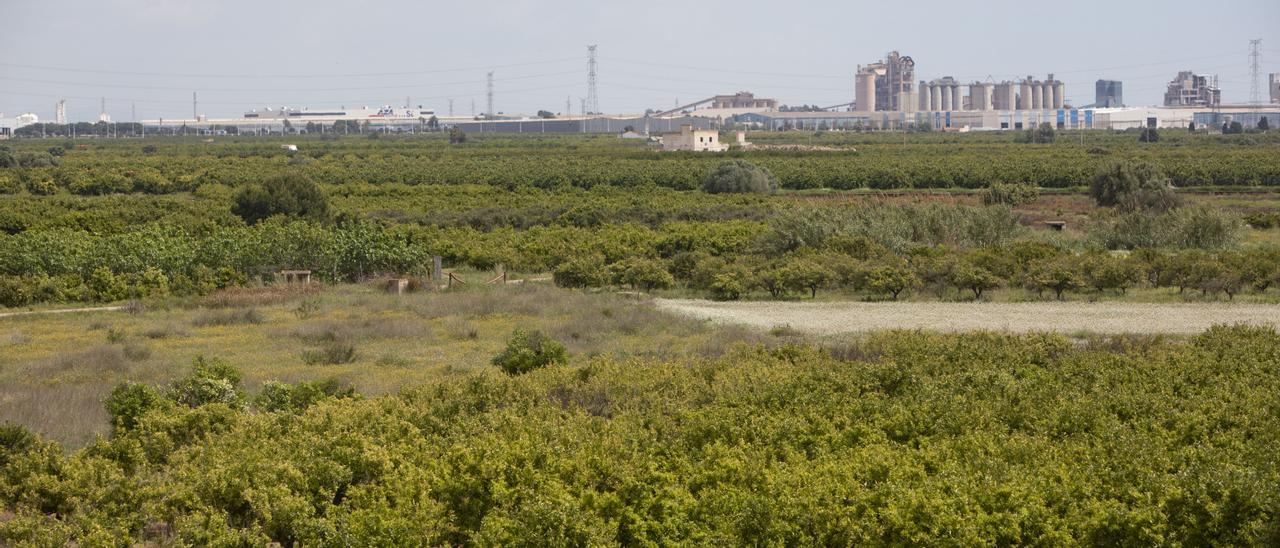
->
[586, 45, 599, 115]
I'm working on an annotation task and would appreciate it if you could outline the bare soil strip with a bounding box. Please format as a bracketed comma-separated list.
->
[654, 299, 1280, 335]
[0, 306, 124, 319]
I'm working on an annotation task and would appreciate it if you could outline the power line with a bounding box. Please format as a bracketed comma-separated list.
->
[0, 57, 581, 79]
[0, 70, 580, 93]
[0, 83, 579, 108]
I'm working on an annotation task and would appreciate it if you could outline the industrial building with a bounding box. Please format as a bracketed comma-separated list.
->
[734, 104, 1276, 132]
[1095, 80, 1123, 107]
[856, 51, 917, 112]
[918, 77, 963, 112]
[1163, 71, 1220, 107]
[710, 92, 777, 109]
[915, 76, 1064, 112]
[1193, 110, 1280, 130]
[0, 113, 38, 139]
[649, 92, 778, 120]
[451, 116, 712, 135]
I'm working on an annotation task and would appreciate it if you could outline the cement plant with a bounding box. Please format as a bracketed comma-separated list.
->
[4, 41, 1279, 139]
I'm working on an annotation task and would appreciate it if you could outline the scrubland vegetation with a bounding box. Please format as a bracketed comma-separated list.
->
[2, 130, 1279, 543]
[2, 318, 1277, 544]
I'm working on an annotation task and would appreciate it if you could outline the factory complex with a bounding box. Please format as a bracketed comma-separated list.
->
[4, 48, 1278, 138]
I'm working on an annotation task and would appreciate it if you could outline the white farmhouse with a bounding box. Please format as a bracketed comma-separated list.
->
[661, 124, 726, 152]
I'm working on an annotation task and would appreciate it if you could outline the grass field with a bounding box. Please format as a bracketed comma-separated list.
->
[0, 282, 778, 447]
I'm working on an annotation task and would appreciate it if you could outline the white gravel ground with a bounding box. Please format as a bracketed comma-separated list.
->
[655, 299, 1280, 335]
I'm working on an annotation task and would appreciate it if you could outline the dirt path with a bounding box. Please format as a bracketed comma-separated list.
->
[0, 305, 125, 319]
[655, 299, 1280, 335]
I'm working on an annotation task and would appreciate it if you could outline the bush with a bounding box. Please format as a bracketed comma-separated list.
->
[1088, 207, 1242, 251]
[191, 308, 264, 327]
[702, 160, 778, 194]
[1023, 122, 1056, 144]
[104, 382, 170, 431]
[301, 341, 357, 365]
[1089, 162, 1182, 212]
[232, 173, 329, 224]
[491, 329, 567, 375]
[553, 255, 610, 289]
[609, 257, 674, 292]
[255, 379, 355, 413]
[168, 356, 244, 408]
[982, 182, 1039, 206]
[1139, 127, 1160, 142]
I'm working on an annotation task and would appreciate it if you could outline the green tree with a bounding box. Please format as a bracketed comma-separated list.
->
[950, 261, 1003, 299]
[610, 257, 674, 292]
[1081, 254, 1143, 294]
[779, 259, 832, 298]
[701, 160, 778, 195]
[755, 264, 789, 298]
[863, 263, 920, 300]
[709, 272, 747, 301]
[491, 329, 567, 376]
[1025, 258, 1083, 300]
[1139, 127, 1159, 142]
[232, 173, 329, 225]
[1258, 117, 1270, 131]
[553, 255, 610, 289]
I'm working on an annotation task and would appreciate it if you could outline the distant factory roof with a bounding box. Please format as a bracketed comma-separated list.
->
[743, 111, 872, 119]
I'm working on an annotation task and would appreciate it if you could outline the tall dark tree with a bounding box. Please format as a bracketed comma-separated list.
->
[232, 173, 329, 225]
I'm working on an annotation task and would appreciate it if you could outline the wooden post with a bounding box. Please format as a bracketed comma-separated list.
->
[432, 256, 443, 286]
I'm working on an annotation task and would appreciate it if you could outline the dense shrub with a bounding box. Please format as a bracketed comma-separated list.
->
[1089, 162, 1182, 212]
[2, 329, 1278, 544]
[255, 379, 354, 412]
[491, 329, 568, 375]
[982, 182, 1040, 206]
[609, 257, 674, 291]
[232, 173, 329, 224]
[701, 160, 778, 194]
[104, 382, 170, 431]
[167, 356, 245, 408]
[552, 254, 610, 289]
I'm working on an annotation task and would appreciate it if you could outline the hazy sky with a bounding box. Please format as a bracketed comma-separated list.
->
[2, 0, 1278, 121]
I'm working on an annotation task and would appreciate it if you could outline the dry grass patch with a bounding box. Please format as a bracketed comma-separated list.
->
[200, 283, 325, 308]
[191, 308, 264, 327]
